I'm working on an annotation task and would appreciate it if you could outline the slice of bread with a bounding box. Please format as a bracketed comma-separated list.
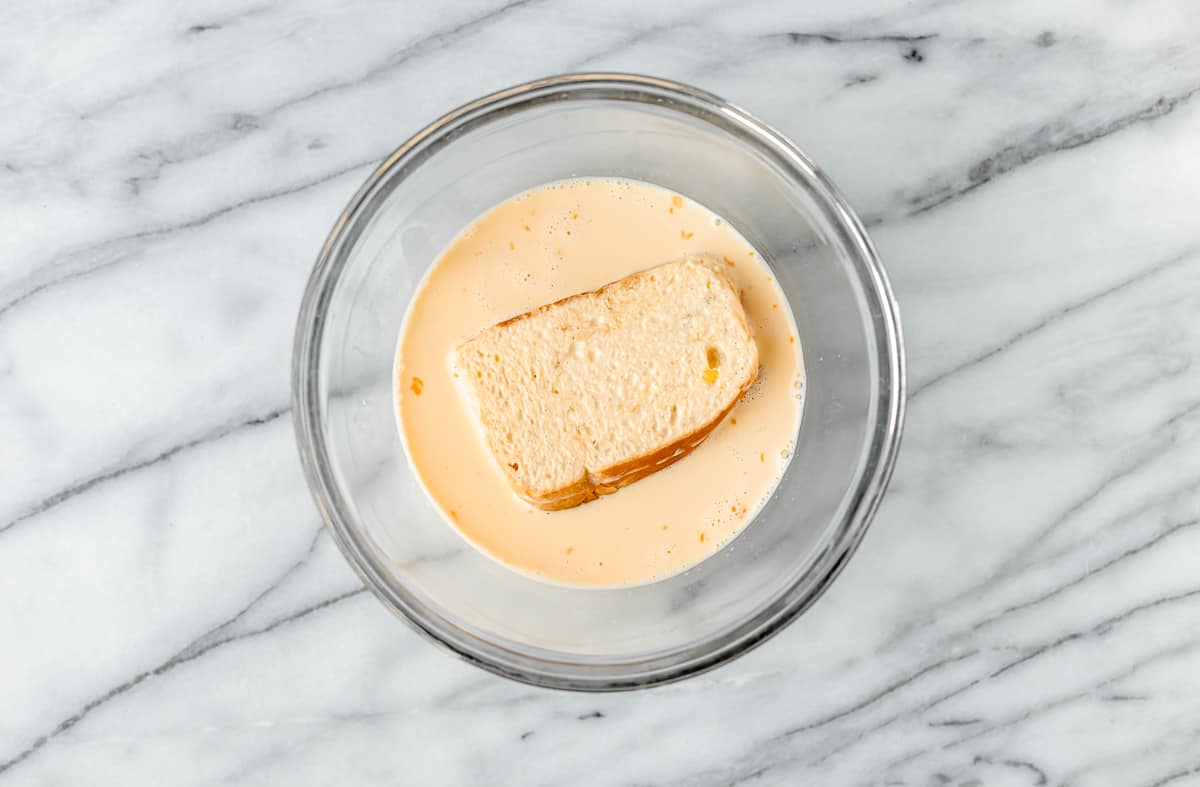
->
[456, 254, 759, 511]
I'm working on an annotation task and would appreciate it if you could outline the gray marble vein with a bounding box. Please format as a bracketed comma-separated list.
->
[3, 0, 1200, 784]
[0, 405, 289, 535]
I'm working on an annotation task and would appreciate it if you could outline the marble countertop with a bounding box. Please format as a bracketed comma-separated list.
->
[4, 0, 1200, 784]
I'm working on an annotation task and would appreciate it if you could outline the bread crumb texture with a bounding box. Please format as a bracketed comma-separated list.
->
[456, 255, 758, 510]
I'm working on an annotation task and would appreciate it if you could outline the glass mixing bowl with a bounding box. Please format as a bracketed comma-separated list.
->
[292, 74, 905, 690]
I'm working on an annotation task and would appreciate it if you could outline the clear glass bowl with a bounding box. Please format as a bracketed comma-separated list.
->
[292, 74, 905, 690]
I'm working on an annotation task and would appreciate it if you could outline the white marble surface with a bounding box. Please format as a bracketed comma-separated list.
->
[3, 0, 1200, 783]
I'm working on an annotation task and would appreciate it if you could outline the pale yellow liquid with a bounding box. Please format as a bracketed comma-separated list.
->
[396, 179, 803, 587]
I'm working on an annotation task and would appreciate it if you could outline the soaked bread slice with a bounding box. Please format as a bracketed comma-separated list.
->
[456, 254, 759, 511]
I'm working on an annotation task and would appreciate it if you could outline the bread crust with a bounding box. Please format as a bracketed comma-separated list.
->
[520, 370, 757, 510]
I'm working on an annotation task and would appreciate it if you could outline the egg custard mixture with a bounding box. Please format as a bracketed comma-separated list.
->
[396, 178, 803, 587]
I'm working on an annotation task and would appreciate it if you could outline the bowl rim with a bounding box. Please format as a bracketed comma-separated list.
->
[292, 72, 906, 691]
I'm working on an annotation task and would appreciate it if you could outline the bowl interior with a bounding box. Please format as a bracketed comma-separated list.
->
[296, 76, 902, 688]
